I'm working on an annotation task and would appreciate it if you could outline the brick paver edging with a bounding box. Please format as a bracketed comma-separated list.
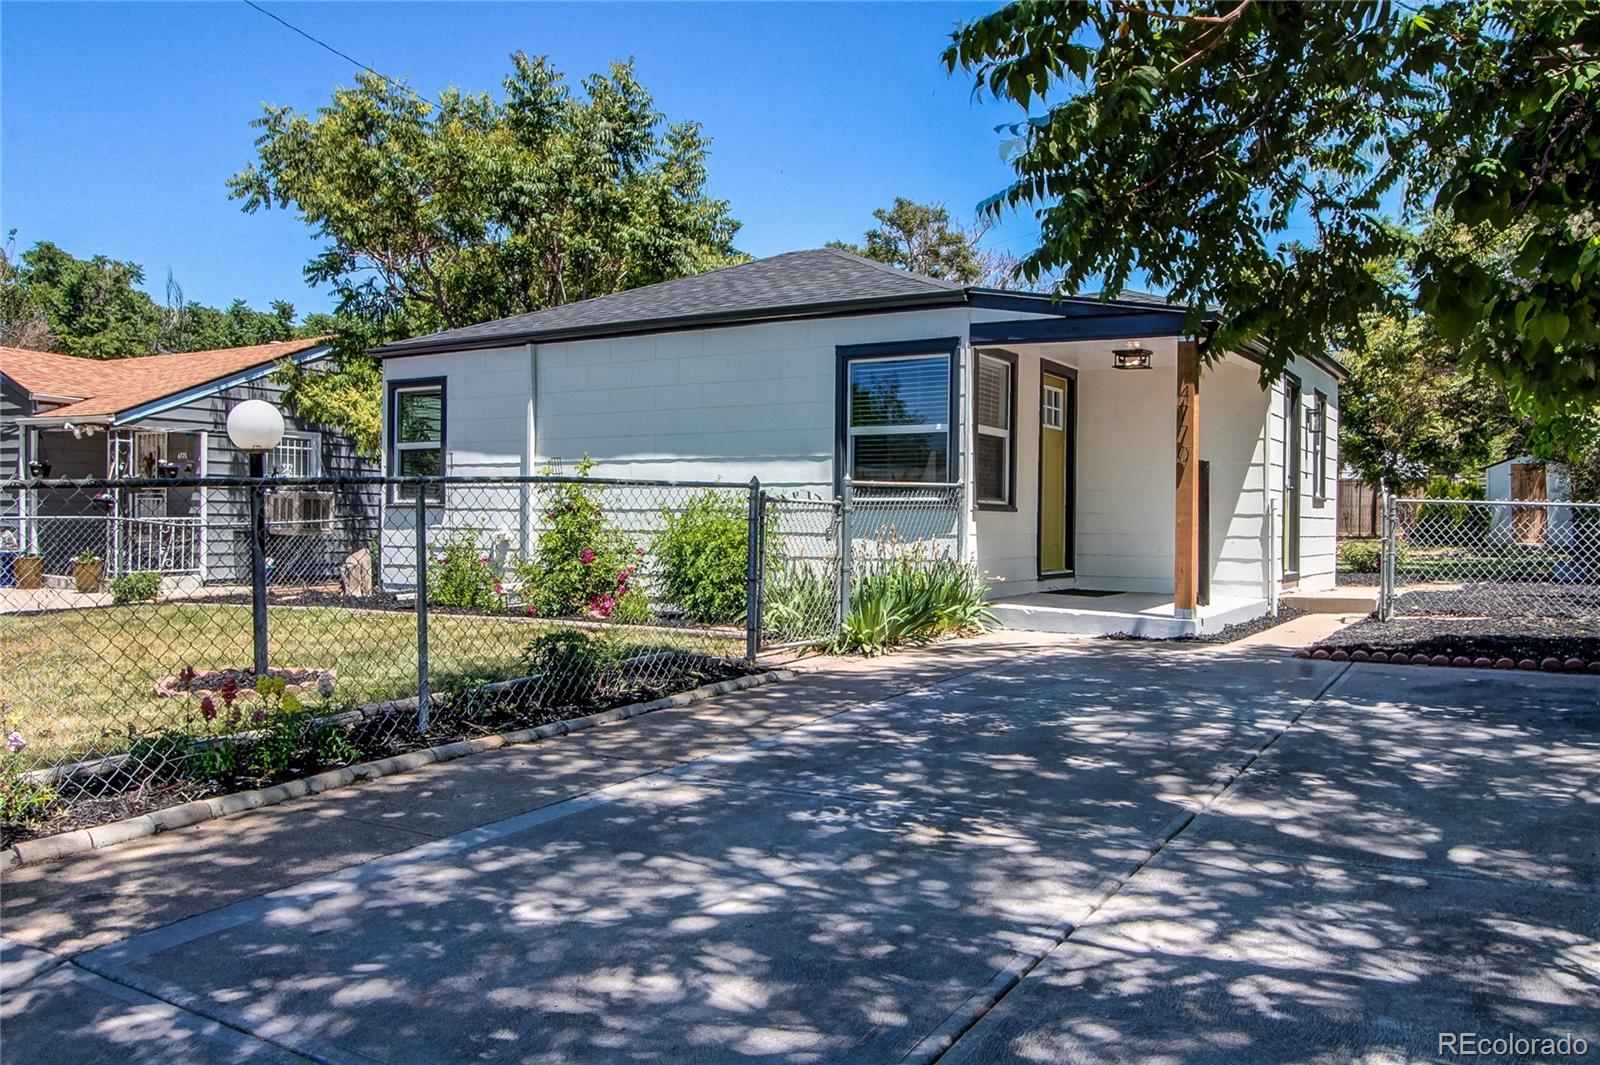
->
[3, 669, 796, 871]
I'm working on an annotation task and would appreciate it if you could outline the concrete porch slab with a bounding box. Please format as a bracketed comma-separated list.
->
[989, 591, 1267, 638]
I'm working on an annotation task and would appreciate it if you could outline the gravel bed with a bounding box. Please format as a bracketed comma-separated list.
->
[1103, 606, 1308, 645]
[1313, 616, 1600, 664]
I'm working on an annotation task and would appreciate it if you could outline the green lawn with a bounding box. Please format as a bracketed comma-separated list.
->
[1, 603, 738, 764]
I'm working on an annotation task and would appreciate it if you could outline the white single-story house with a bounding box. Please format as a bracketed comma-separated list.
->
[1, 338, 379, 583]
[374, 248, 1343, 636]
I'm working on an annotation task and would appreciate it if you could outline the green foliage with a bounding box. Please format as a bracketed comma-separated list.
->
[652, 490, 750, 623]
[1416, 476, 1491, 534]
[0, 237, 309, 357]
[1337, 540, 1383, 575]
[110, 571, 162, 604]
[229, 55, 745, 447]
[428, 532, 506, 613]
[515, 460, 648, 622]
[0, 726, 53, 825]
[308, 721, 362, 767]
[522, 629, 620, 707]
[833, 553, 992, 655]
[762, 564, 837, 643]
[74, 549, 101, 566]
[946, 2, 1600, 441]
[828, 198, 1021, 287]
[1340, 294, 1521, 492]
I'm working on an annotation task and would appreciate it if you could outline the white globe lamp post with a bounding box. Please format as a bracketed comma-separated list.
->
[227, 399, 285, 678]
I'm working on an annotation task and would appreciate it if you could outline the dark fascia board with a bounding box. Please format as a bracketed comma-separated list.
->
[970, 312, 1193, 346]
[966, 288, 1197, 319]
[1235, 339, 1349, 384]
[373, 290, 970, 359]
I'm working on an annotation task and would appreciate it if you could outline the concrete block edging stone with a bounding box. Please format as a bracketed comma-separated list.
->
[3, 669, 796, 871]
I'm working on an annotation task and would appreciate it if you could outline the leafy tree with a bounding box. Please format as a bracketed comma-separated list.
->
[945, 1, 1600, 439]
[229, 53, 742, 449]
[0, 239, 310, 357]
[829, 197, 1023, 286]
[1339, 312, 1519, 492]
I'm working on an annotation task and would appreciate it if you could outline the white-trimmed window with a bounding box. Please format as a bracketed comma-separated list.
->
[846, 354, 951, 482]
[975, 355, 1012, 506]
[391, 382, 445, 502]
[270, 435, 316, 479]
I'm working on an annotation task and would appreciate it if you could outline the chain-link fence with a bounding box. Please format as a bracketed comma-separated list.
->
[0, 473, 782, 824]
[1380, 496, 1600, 619]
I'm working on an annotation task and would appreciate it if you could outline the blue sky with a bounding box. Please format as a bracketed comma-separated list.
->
[1, 1, 1043, 317]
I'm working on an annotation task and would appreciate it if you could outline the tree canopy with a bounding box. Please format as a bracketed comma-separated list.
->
[229, 53, 744, 452]
[0, 237, 308, 357]
[945, 1, 1600, 437]
[828, 197, 1023, 286]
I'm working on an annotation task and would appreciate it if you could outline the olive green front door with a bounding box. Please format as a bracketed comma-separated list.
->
[1039, 371, 1071, 575]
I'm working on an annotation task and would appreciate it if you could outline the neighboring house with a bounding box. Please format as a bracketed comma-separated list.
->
[1485, 455, 1574, 546]
[1, 338, 378, 583]
[374, 248, 1344, 636]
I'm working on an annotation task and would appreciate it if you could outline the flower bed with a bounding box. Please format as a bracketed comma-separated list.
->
[154, 666, 334, 700]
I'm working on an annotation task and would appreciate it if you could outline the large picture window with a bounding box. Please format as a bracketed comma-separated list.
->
[975, 354, 1013, 506]
[846, 353, 951, 483]
[390, 381, 445, 502]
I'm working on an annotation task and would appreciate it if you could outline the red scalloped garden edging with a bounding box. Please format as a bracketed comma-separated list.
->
[1297, 647, 1600, 673]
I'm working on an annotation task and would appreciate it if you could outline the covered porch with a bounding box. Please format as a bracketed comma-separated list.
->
[965, 305, 1277, 637]
[13, 422, 206, 579]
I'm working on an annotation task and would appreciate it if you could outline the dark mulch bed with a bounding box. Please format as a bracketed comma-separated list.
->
[1336, 571, 1381, 587]
[1102, 606, 1308, 645]
[2, 655, 756, 849]
[1313, 616, 1600, 665]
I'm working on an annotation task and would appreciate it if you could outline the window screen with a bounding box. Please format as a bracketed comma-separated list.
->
[976, 356, 1011, 505]
[846, 354, 950, 482]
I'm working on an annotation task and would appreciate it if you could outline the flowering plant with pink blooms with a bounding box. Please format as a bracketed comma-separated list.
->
[0, 718, 54, 824]
[515, 458, 649, 622]
[426, 531, 507, 613]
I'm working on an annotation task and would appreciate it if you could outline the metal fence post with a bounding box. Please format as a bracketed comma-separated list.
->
[415, 487, 431, 731]
[745, 477, 762, 662]
[838, 477, 854, 626]
[248, 457, 270, 678]
[1379, 488, 1396, 621]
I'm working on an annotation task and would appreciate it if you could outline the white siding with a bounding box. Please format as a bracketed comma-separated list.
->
[383, 346, 534, 478]
[1201, 354, 1272, 600]
[1263, 355, 1341, 593]
[533, 309, 972, 488]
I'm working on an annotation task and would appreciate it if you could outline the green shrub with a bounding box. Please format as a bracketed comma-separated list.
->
[1337, 539, 1383, 573]
[428, 532, 505, 612]
[110, 570, 162, 604]
[515, 458, 649, 622]
[833, 551, 993, 655]
[653, 490, 751, 623]
[522, 629, 621, 707]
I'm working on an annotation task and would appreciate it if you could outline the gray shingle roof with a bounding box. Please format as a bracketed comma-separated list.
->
[374, 248, 967, 356]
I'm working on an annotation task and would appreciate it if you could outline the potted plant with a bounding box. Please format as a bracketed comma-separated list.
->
[15, 553, 44, 589]
[73, 550, 104, 593]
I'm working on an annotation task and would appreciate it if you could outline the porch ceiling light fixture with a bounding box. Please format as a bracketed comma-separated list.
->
[1112, 343, 1153, 370]
[226, 399, 285, 454]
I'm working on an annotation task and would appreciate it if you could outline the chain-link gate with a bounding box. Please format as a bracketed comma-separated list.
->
[1379, 495, 1600, 620]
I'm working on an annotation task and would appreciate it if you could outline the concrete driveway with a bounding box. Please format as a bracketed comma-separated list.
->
[2, 636, 1596, 1064]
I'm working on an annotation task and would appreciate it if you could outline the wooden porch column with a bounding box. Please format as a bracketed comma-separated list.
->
[1174, 340, 1201, 617]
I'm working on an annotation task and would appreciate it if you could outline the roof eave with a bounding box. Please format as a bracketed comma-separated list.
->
[372, 291, 971, 359]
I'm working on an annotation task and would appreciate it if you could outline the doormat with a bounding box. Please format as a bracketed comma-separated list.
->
[1042, 589, 1122, 598]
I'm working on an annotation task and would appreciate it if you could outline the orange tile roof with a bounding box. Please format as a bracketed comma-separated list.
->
[0, 338, 329, 421]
